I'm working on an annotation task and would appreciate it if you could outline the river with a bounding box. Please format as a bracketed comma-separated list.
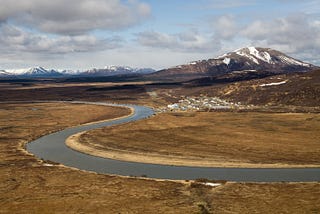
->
[26, 101, 320, 182]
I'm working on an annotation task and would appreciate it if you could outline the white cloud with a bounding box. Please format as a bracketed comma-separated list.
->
[206, 0, 256, 9]
[0, 0, 151, 35]
[213, 15, 239, 40]
[0, 24, 122, 54]
[72, 47, 216, 70]
[190, 0, 256, 10]
[241, 13, 320, 56]
[1, 1, 320, 70]
[135, 30, 220, 52]
[208, 12, 320, 65]
[136, 31, 176, 48]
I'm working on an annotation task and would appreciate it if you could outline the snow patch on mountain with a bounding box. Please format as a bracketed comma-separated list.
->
[188, 61, 198, 65]
[204, 182, 221, 187]
[248, 47, 273, 64]
[216, 53, 227, 59]
[260, 80, 287, 87]
[236, 49, 260, 64]
[104, 65, 132, 71]
[278, 55, 310, 67]
[235, 47, 273, 64]
[58, 69, 81, 75]
[223, 57, 231, 65]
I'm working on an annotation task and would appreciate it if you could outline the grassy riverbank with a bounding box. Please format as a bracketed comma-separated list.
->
[75, 112, 320, 167]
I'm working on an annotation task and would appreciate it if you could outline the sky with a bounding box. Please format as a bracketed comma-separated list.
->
[0, 0, 319, 70]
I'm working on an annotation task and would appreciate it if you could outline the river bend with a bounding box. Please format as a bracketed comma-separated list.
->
[26, 101, 320, 182]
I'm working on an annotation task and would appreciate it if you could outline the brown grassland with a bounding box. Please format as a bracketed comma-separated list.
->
[74, 112, 320, 167]
[0, 102, 319, 213]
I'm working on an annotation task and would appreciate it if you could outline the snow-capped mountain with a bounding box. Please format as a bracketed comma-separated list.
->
[152, 47, 318, 78]
[4, 67, 62, 77]
[0, 66, 155, 78]
[216, 47, 314, 69]
[81, 66, 155, 76]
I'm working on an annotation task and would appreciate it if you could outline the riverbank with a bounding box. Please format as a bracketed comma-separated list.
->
[70, 112, 320, 168]
[66, 131, 320, 168]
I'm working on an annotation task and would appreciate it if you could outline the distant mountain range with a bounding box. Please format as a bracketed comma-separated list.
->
[1, 47, 318, 79]
[0, 66, 155, 78]
[150, 47, 318, 79]
[1, 67, 64, 77]
[81, 66, 155, 76]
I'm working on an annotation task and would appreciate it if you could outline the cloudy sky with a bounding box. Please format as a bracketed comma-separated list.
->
[1, 0, 319, 70]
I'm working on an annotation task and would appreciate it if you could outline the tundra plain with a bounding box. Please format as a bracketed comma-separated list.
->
[0, 79, 319, 213]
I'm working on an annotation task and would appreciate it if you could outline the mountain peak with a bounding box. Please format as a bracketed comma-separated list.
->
[25, 67, 48, 74]
[227, 46, 274, 64]
[218, 46, 313, 67]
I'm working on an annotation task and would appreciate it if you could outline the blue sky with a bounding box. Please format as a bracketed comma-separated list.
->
[0, 0, 319, 70]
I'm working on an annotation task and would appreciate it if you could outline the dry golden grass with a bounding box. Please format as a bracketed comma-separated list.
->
[0, 103, 131, 142]
[78, 112, 320, 167]
[0, 102, 319, 213]
[210, 182, 320, 213]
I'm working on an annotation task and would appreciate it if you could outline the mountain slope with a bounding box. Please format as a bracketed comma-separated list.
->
[215, 69, 320, 107]
[181, 69, 320, 107]
[151, 47, 317, 79]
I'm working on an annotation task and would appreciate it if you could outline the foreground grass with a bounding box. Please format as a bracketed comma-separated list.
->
[78, 112, 320, 167]
[0, 103, 319, 213]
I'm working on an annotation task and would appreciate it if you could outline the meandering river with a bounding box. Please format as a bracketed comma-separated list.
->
[26, 101, 320, 182]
